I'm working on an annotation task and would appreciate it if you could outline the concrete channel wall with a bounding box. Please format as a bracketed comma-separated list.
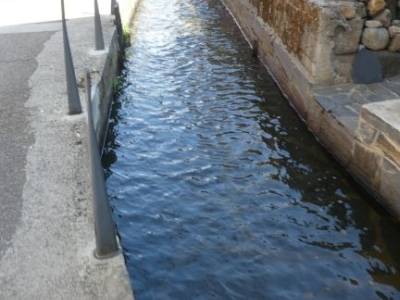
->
[222, 0, 400, 219]
[93, 0, 142, 148]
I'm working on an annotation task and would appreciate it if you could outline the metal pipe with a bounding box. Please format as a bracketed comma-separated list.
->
[113, 3, 124, 47]
[85, 71, 119, 259]
[94, 0, 105, 50]
[61, 0, 82, 115]
[111, 0, 117, 15]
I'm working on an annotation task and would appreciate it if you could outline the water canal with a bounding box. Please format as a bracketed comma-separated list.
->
[103, 0, 400, 299]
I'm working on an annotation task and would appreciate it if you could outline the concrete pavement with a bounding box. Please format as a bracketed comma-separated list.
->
[0, 2, 139, 298]
[0, 29, 53, 260]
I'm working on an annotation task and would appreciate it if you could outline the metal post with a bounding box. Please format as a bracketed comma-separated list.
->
[111, 0, 117, 15]
[85, 71, 119, 258]
[61, 0, 82, 115]
[94, 0, 105, 50]
[113, 3, 124, 47]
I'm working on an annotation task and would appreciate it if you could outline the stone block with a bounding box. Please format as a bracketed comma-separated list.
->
[289, 83, 309, 121]
[361, 99, 400, 147]
[373, 9, 392, 28]
[375, 132, 400, 166]
[334, 54, 356, 83]
[368, 0, 386, 17]
[350, 142, 382, 189]
[339, 3, 357, 20]
[362, 27, 390, 51]
[307, 96, 324, 135]
[378, 157, 400, 217]
[388, 34, 400, 52]
[389, 26, 400, 37]
[356, 118, 378, 145]
[334, 18, 364, 55]
[319, 112, 355, 167]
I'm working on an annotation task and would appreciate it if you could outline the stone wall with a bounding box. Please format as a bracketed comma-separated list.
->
[241, 0, 400, 84]
[355, 100, 400, 216]
[248, 0, 320, 60]
[222, 0, 400, 219]
[358, 0, 400, 52]
[222, 0, 316, 119]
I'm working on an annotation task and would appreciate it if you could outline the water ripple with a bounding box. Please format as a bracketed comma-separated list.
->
[103, 0, 400, 299]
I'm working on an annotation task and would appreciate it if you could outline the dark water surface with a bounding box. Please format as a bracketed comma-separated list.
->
[103, 0, 400, 299]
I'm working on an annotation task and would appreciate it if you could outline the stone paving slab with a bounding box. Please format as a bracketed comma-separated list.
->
[362, 99, 400, 147]
[382, 74, 400, 95]
[314, 77, 400, 135]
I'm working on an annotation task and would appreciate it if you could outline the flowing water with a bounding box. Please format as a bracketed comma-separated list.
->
[103, 0, 400, 299]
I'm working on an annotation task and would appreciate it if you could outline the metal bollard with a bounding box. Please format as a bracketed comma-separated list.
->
[111, 0, 117, 15]
[61, 0, 82, 115]
[113, 3, 124, 48]
[94, 0, 105, 50]
[85, 71, 119, 259]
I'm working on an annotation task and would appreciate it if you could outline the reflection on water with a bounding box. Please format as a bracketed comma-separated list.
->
[103, 0, 400, 299]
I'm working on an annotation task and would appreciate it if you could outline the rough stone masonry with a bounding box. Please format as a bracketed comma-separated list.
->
[246, 0, 400, 84]
[358, 0, 400, 52]
[222, 0, 400, 219]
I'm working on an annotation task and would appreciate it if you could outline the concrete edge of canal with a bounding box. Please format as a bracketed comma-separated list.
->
[0, 1, 140, 298]
[222, 0, 400, 220]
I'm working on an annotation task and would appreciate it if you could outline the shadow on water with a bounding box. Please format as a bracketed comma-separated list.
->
[103, 0, 400, 299]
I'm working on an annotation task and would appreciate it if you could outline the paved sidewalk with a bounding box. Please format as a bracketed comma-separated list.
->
[0, 14, 133, 300]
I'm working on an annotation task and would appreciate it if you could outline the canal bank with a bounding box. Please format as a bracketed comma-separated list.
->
[0, 1, 140, 298]
[221, 0, 400, 219]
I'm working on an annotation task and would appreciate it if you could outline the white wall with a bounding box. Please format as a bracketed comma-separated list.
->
[0, 0, 113, 27]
